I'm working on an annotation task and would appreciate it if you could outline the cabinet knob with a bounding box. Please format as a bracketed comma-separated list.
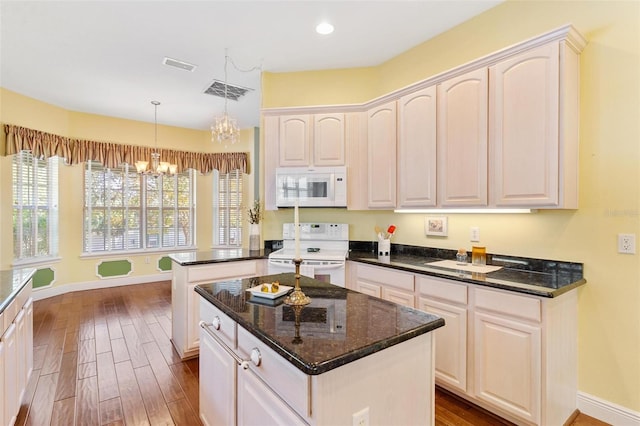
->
[211, 316, 221, 330]
[250, 348, 262, 367]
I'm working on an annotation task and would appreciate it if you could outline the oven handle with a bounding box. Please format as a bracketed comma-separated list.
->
[268, 259, 345, 270]
[303, 262, 345, 270]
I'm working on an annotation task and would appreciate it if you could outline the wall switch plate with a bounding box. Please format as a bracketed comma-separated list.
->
[618, 233, 636, 254]
[470, 227, 480, 242]
[352, 407, 370, 426]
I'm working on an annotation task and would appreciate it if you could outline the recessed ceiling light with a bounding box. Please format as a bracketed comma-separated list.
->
[316, 22, 334, 35]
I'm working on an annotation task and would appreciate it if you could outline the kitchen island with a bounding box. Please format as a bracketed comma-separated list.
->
[195, 273, 444, 425]
[168, 249, 269, 358]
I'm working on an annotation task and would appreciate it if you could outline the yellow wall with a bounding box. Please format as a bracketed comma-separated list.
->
[0, 88, 258, 281]
[261, 0, 640, 412]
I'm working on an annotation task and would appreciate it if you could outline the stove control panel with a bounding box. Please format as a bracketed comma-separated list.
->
[282, 223, 348, 241]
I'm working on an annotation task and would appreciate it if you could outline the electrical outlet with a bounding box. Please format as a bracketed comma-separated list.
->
[618, 233, 636, 254]
[470, 227, 480, 242]
[352, 407, 369, 426]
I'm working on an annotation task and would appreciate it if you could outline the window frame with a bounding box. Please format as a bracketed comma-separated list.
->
[213, 168, 243, 248]
[12, 151, 59, 266]
[83, 161, 196, 256]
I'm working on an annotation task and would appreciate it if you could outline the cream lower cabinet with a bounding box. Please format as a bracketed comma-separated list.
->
[171, 259, 264, 359]
[354, 263, 415, 308]
[1, 281, 32, 426]
[415, 276, 577, 426]
[417, 276, 468, 394]
[473, 310, 541, 424]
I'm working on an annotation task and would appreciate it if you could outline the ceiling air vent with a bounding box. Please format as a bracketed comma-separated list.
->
[204, 80, 252, 101]
[163, 57, 197, 72]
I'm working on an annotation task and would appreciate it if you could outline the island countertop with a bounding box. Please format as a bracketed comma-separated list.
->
[0, 267, 36, 314]
[195, 272, 444, 375]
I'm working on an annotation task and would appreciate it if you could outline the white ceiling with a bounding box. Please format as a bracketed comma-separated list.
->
[0, 0, 502, 131]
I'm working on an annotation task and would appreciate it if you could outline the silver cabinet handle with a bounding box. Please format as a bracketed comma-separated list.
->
[250, 348, 262, 367]
[211, 316, 221, 330]
[199, 320, 260, 370]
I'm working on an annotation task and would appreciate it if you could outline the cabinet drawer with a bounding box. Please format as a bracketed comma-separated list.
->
[188, 260, 259, 283]
[418, 276, 467, 305]
[357, 265, 414, 292]
[237, 327, 309, 419]
[475, 288, 541, 323]
[199, 299, 237, 348]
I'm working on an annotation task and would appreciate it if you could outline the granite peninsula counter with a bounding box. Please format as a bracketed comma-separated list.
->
[195, 273, 444, 425]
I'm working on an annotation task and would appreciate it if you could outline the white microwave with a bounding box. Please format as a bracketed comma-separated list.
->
[275, 166, 347, 208]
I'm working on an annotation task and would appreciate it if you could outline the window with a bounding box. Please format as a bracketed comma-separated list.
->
[213, 169, 243, 246]
[12, 151, 59, 262]
[84, 161, 194, 253]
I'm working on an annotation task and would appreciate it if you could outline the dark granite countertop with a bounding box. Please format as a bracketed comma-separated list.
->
[195, 273, 444, 376]
[168, 248, 271, 266]
[0, 268, 36, 315]
[348, 246, 585, 298]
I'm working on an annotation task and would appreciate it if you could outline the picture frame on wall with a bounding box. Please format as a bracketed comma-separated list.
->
[425, 216, 448, 236]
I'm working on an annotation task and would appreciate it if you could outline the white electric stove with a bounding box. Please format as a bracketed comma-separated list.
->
[267, 223, 349, 287]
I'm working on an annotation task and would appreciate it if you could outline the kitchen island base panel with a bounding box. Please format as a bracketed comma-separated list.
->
[310, 332, 435, 425]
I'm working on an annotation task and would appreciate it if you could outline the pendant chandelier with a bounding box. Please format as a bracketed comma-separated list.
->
[211, 50, 239, 144]
[135, 101, 177, 176]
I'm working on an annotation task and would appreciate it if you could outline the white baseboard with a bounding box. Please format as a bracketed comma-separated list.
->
[578, 391, 640, 425]
[32, 273, 171, 301]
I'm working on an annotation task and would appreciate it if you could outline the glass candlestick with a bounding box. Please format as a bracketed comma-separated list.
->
[284, 258, 311, 306]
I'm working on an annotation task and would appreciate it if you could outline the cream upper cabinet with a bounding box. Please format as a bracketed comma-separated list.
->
[279, 114, 311, 166]
[437, 67, 488, 207]
[278, 113, 346, 167]
[367, 101, 397, 209]
[489, 41, 579, 208]
[398, 86, 437, 208]
[314, 113, 345, 166]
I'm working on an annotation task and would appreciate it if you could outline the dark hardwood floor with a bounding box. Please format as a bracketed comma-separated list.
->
[17, 281, 609, 425]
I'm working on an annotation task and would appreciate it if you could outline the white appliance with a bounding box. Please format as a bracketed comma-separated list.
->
[275, 166, 347, 208]
[268, 223, 349, 287]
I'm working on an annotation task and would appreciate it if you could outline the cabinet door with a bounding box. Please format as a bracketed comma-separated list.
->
[3, 323, 17, 426]
[418, 297, 467, 393]
[314, 113, 345, 166]
[25, 298, 33, 382]
[15, 308, 27, 403]
[186, 284, 200, 352]
[367, 101, 397, 208]
[437, 68, 488, 206]
[0, 338, 4, 426]
[473, 311, 541, 424]
[280, 115, 311, 166]
[398, 86, 437, 207]
[237, 368, 307, 426]
[199, 329, 236, 426]
[490, 43, 560, 207]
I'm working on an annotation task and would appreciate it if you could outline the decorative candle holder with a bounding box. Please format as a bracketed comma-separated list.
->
[284, 258, 311, 306]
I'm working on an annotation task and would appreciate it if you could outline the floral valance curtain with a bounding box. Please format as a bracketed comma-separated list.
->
[3, 124, 247, 174]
